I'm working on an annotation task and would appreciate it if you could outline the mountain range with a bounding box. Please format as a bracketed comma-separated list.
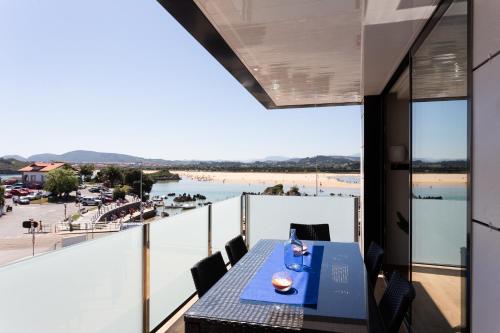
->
[1, 150, 360, 165]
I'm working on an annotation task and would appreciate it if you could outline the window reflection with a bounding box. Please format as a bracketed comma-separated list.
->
[410, 1, 468, 332]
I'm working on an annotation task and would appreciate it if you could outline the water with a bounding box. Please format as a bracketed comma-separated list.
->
[149, 177, 360, 217]
[413, 184, 466, 200]
[0, 174, 21, 182]
[333, 175, 360, 184]
[150, 178, 360, 204]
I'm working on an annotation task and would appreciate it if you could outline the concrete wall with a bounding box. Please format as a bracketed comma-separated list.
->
[472, 1, 500, 331]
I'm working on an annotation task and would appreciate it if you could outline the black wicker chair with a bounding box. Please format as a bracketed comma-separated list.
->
[225, 235, 248, 266]
[190, 251, 228, 297]
[375, 271, 415, 333]
[365, 242, 384, 288]
[289, 223, 331, 241]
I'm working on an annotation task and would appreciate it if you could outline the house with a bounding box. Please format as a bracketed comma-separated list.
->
[18, 162, 67, 188]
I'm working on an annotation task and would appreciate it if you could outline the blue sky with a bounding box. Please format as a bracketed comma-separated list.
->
[0, 0, 361, 161]
[413, 100, 467, 160]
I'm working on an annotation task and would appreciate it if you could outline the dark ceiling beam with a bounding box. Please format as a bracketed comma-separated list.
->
[157, 0, 276, 109]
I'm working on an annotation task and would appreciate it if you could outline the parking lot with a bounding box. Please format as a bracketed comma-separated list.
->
[0, 186, 104, 266]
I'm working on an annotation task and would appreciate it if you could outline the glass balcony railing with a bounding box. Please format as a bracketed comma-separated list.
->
[412, 199, 467, 266]
[0, 195, 359, 332]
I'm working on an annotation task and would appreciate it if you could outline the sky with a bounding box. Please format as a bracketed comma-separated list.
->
[0, 0, 361, 161]
[413, 100, 467, 160]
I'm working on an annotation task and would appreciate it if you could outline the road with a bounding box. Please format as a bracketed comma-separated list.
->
[0, 187, 100, 266]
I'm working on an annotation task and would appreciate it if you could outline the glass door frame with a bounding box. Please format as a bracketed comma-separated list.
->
[380, 0, 472, 331]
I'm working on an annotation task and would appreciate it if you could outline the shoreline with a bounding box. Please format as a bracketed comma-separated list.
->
[174, 170, 467, 188]
[176, 170, 359, 189]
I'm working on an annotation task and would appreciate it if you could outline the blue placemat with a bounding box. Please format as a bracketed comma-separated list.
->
[240, 243, 324, 306]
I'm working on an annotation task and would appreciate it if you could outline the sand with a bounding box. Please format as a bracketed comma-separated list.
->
[412, 173, 467, 186]
[175, 170, 467, 188]
[176, 171, 360, 189]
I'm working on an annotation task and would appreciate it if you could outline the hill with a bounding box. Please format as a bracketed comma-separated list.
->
[168, 155, 361, 172]
[26, 150, 169, 164]
[0, 158, 27, 174]
[1, 155, 28, 162]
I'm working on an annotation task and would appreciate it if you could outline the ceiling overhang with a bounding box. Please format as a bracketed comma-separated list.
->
[157, 0, 441, 109]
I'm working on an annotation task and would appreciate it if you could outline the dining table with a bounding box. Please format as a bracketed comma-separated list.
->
[184, 239, 373, 333]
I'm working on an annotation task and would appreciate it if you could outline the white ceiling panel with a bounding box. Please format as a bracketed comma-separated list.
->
[193, 0, 363, 106]
[363, 0, 439, 95]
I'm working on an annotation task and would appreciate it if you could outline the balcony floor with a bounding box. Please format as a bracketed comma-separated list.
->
[412, 265, 465, 333]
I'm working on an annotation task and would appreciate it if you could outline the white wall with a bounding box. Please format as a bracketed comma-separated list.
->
[472, 1, 500, 331]
[23, 172, 44, 183]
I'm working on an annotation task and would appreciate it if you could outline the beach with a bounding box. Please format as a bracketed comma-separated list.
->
[174, 170, 467, 188]
[412, 173, 467, 186]
[176, 171, 360, 189]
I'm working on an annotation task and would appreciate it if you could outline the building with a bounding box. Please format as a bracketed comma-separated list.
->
[0, 1, 499, 333]
[18, 162, 67, 188]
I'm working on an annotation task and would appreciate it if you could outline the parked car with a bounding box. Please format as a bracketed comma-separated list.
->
[3, 178, 18, 185]
[41, 191, 52, 198]
[80, 197, 102, 206]
[101, 190, 113, 197]
[3, 185, 13, 191]
[11, 188, 29, 196]
[4, 191, 12, 198]
[18, 197, 30, 205]
[88, 187, 101, 193]
[26, 192, 42, 201]
[100, 196, 113, 204]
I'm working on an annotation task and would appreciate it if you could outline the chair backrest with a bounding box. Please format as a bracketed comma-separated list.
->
[190, 251, 227, 297]
[365, 242, 384, 288]
[225, 235, 248, 266]
[378, 271, 415, 333]
[289, 223, 331, 241]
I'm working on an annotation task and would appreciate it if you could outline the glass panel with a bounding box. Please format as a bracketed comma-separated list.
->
[410, 1, 468, 331]
[211, 196, 241, 263]
[149, 207, 209, 328]
[247, 196, 357, 248]
[0, 227, 143, 333]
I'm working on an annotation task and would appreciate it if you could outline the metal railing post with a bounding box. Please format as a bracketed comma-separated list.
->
[143, 223, 150, 333]
[244, 194, 250, 248]
[208, 204, 212, 256]
[240, 195, 244, 237]
[354, 197, 360, 243]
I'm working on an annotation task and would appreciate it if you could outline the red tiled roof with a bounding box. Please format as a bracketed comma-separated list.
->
[18, 162, 66, 172]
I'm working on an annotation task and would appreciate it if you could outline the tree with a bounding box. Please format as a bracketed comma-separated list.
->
[113, 185, 130, 201]
[44, 168, 79, 197]
[101, 166, 124, 187]
[263, 184, 284, 195]
[286, 186, 301, 196]
[79, 164, 95, 181]
[124, 169, 154, 200]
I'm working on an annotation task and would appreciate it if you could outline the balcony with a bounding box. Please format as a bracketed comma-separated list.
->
[0, 195, 359, 332]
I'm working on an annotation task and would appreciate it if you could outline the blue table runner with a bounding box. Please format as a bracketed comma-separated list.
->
[240, 243, 324, 306]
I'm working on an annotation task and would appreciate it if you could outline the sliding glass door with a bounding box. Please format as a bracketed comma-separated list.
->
[410, 1, 468, 332]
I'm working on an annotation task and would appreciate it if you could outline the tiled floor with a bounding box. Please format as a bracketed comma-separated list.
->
[411, 265, 465, 333]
